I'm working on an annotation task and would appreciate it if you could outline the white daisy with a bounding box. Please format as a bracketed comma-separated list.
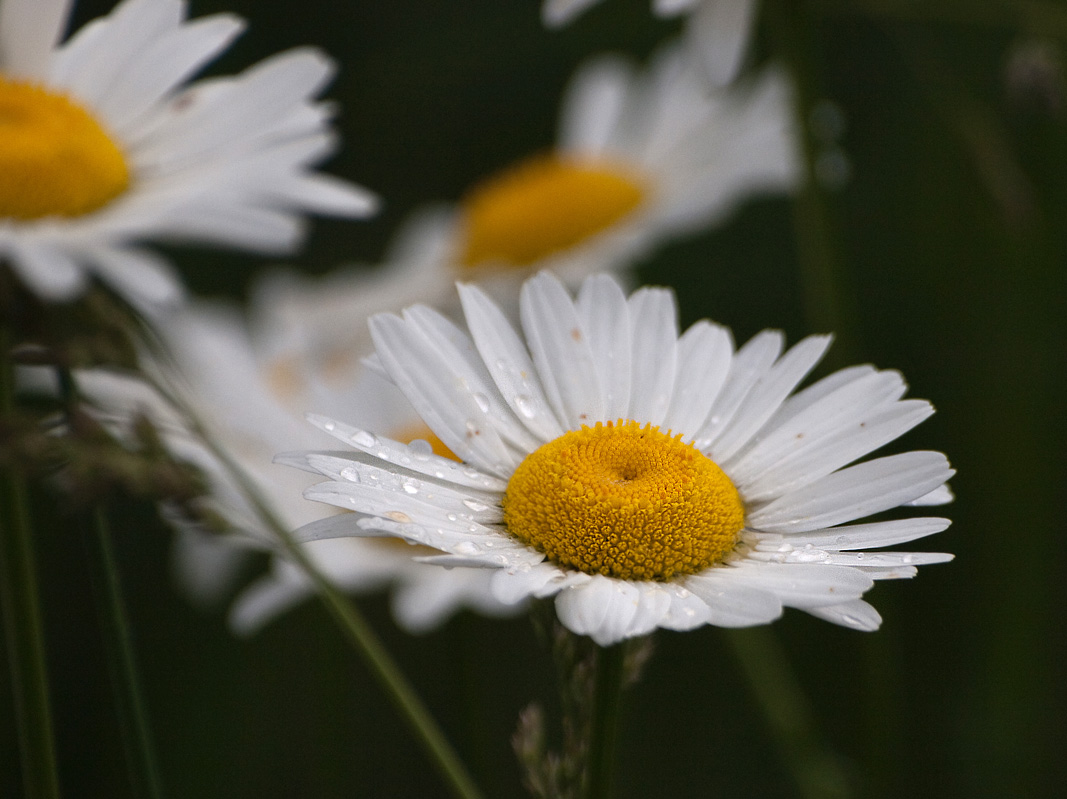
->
[287, 271, 954, 647]
[65, 269, 523, 634]
[0, 0, 377, 306]
[542, 0, 760, 87]
[403, 39, 796, 299]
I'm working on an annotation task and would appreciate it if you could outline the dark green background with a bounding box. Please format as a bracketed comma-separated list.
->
[3, 0, 1066, 796]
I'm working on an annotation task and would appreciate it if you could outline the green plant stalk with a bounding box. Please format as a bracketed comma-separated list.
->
[764, 0, 861, 368]
[144, 370, 484, 799]
[584, 644, 626, 799]
[725, 628, 851, 799]
[90, 505, 165, 799]
[0, 329, 61, 799]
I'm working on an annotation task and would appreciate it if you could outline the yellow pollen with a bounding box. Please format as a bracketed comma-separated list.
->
[0, 76, 130, 220]
[502, 421, 745, 581]
[459, 154, 645, 269]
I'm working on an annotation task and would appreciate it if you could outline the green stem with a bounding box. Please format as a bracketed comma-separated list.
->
[0, 327, 61, 799]
[90, 506, 165, 799]
[725, 628, 851, 799]
[764, 0, 861, 367]
[584, 644, 626, 799]
[143, 370, 483, 799]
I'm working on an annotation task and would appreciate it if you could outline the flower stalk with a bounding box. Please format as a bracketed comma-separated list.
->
[0, 325, 61, 799]
[584, 643, 627, 799]
[141, 367, 484, 799]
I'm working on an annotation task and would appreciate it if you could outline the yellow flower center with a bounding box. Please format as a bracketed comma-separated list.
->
[459, 154, 645, 269]
[0, 76, 130, 220]
[503, 421, 745, 581]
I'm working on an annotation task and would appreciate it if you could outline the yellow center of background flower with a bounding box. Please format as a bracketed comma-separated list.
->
[393, 423, 457, 461]
[459, 154, 645, 268]
[0, 77, 129, 220]
[503, 421, 745, 581]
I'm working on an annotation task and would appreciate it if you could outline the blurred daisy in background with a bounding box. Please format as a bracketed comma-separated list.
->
[289, 271, 954, 647]
[69, 267, 523, 634]
[0, 0, 377, 307]
[375, 38, 797, 314]
[542, 0, 760, 87]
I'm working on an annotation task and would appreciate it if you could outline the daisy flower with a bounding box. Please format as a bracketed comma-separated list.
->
[542, 0, 760, 87]
[66, 269, 522, 634]
[287, 271, 954, 647]
[401, 39, 796, 301]
[0, 0, 377, 306]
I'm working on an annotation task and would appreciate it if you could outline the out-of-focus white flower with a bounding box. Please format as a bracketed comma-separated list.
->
[0, 0, 377, 307]
[372, 39, 797, 315]
[542, 0, 760, 87]
[289, 272, 954, 647]
[72, 267, 523, 634]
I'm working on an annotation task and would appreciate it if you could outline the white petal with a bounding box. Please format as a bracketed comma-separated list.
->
[559, 55, 632, 155]
[303, 415, 508, 492]
[684, 573, 784, 626]
[4, 242, 87, 301]
[555, 576, 643, 646]
[491, 563, 565, 605]
[754, 517, 952, 551]
[685, 0, 760, 87]
[715, 561, 873, 608]
[804, 599, 882, 631]
[726, 368, 911, 485]
[0, 0, 71, 79]
[738, 400, 935, 503]
[89, 247, 183, 311]
[905, 484, 955, 506]
[576, 274, 632, 422]
[228, 569, 312, 635]
[694, 329, 782, 449]
[626, 286, 678, 426]
[748, 451, 954, 533]
[520, 271, 604, 428]
[661, 321, 733, 440]
[541, 0, 604, 27]
[369, 313, 516, 476]
[401, 305, 539, 454]
[708, 334, 831, 462]
[458, 282, 564, 442]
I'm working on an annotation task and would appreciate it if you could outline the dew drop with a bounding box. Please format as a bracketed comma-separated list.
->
[462, 498, 490, 513]
[402, 482, 419, 495]
[514, 394, 537, 419]
[351, 430, 376, 448]
[455, 541, 482, 556]
[385, 511, 412, 523]
[339, 467, 360, 483]
[472, 392, 491, 413]
[409, 439, 433, 461]
[446, 513, 458, 522]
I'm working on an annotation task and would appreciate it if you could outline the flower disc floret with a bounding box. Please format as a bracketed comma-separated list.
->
[0, 77, 129, 220]
[460, 154, 645, 268]
[503, 420, 745, 581]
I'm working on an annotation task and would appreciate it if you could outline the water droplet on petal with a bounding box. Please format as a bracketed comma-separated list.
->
[515, 394, 537, 419]
[472, 392, 491, 413]
[409, 439, 433, 461]
[351, 430, 375, 447]
[402, 482, 419, 495]
[462, 498, 490, 513]
[385, 511, 412, 523]
[323, 420, 336, 431]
